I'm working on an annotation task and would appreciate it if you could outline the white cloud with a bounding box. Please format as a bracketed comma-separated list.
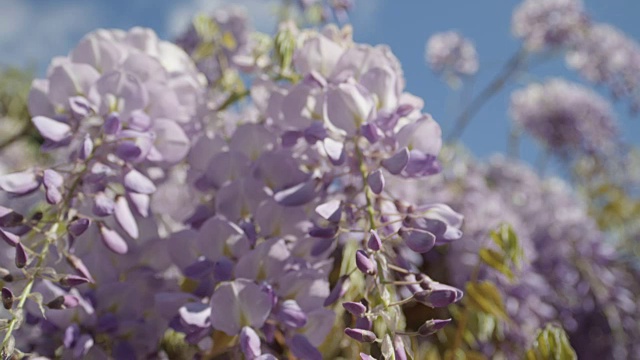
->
[0, 0, 100, 69]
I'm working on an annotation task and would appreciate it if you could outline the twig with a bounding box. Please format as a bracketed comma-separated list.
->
[447, 50, 526, 142]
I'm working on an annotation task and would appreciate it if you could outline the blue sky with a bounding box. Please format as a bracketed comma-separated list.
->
[1, 0, 638, 171]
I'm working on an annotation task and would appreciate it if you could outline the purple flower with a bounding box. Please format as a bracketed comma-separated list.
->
[240, 326, 262, 359]
[512, 0, 589, 51]
[355, 250, 376, 275]
[344, 328, 377, 343]
[566, 23, 640, 112]
[418, 318, 452, 336]
[342, 301, 367, 316]
[510, 78, 618, 155]
[426, 31, 479, 77]
[209, 279, 273, 335]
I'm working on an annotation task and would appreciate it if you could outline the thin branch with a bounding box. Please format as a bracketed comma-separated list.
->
[447, 49, 526, 142]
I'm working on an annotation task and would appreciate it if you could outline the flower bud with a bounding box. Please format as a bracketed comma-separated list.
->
[68, 218, 91, 237]
[2, 287, 14, 310]
[92, 192, 115, 217]
[367, 230, 382, 251]
[367, 169, 385, 194]
[344, 328, 377, 343]
[46, 295, 80, 309]
[99, 225, 128, 254]
[342, 301, 367, 316]
[400, 228, 436, 253]
[79, 134, 94, 160]
[60, 275, 91, 287]
[393, 335, 408, 360]
[356, 315, 373, 331]
[45, 186, 62, 205]
[418, 318, 452, 336]
[66, 254, 94, 282]
[413, 285, 462, 308]
[15, 242, 28, 268]
[123, 169, 156, 194]
[355, 250, 376, 275]
[0, 228, 19, 247]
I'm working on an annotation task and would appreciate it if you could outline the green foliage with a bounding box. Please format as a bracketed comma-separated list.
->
[160, 329, 198, 360]
[477, 224, 524, 281]
[274, 23, 297, 76]
[0, 66, 41, 154]
[0, 66, 33, 121]
[465, 281, 509, 320]
[525, 324, 577, 360]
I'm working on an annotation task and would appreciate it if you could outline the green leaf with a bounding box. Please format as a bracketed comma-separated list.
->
[193, 13, 220, 43]
[221, 31, 237, 50]
[525, 324, 577, 360]
[489, 223, 524, 270]
[465, 281, 509, 320]
[475, 312, 497, 342]
[479, 248, 513, 280]
[274, 25, 297, 74]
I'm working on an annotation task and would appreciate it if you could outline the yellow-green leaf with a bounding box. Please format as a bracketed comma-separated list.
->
[489, 223, 524, 269]
[525, 324, 577, 360]
[479, 248, 513, 280]
[465, 281, 509, 320]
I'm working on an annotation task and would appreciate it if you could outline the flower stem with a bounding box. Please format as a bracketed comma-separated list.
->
[447, 49, 526, 141]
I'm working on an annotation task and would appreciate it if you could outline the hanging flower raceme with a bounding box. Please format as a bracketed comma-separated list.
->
[0, 10, 461, 360]
[566, 23, 640, 113]
[154, 21, 463, 359]
[14, 27, 208, 254]
[512, 0, 589, 51]
[510, 78, 618, 157]
[391, 151, 640, 359]
[426, 31, 479, 79]
[175, 6, 254, 85]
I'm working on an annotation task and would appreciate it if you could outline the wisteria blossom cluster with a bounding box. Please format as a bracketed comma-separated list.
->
[513, 0, 640, 112]
[510, 78, 618, 157]
[567, 23, 640, 112]
[512, 0, 589, 51]
[0, 12, 465, 359]
[175, 6, 253, 86]
[425, 31, 479, 79]
[2, 0, 640, 359]
[391, 153, 640, 359]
